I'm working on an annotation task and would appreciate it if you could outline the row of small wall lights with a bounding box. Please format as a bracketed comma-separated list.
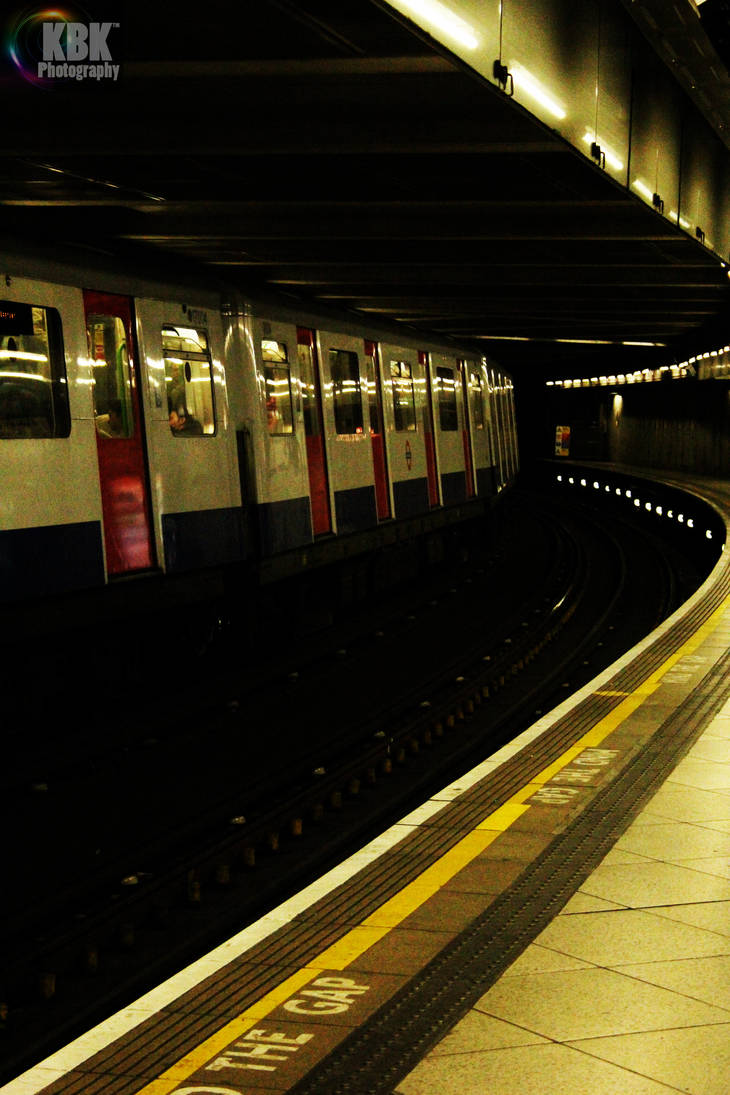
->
[547, 367, 689, 388]
[555, 473, 717, 543]
[546, 345, 730, 390]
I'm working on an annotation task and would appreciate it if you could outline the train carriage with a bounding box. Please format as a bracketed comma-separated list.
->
[0, 250, 519, 620]
[314, 328, 378, 535]
[488, 366, 519, 490]
[0, 276, 102, 601]
[225, 311, 313, 557]
[426, 351, 472, 506]
[461, 356, 497, 497]
[377, 342, 431, 519]
[134, 295, 242, 574]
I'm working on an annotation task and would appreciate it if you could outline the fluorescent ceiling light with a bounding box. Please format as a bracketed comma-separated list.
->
[397, 1, 479, 50]
[631, 179, 654, 201]
[582, 131, 624, 171]
[555, 338, 612, 345]
[482, 336, 665, 347]
[510, 63, 567, 120]
[669, 209, 692, 229]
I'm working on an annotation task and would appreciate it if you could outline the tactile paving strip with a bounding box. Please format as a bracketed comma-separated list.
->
[291, 645, 730, 1095]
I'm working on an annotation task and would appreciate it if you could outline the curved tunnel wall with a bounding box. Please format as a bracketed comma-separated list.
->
[536, 380, 730, 477]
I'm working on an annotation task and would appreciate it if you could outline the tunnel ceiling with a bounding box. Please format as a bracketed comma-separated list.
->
[1, 0, 729, 381]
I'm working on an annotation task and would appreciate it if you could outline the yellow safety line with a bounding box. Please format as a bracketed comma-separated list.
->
[135, 588, 730, 1094]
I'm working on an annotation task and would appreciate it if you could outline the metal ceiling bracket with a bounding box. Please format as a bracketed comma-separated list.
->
[492, 59, 513, 97]
[590, 142, 606, 170]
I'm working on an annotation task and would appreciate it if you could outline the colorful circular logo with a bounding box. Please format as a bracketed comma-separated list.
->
[7, 6, 118, 87]
[8, 8, 78, 86]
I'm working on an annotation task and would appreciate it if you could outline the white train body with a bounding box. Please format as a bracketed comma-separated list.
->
[0, 254, 518, 604]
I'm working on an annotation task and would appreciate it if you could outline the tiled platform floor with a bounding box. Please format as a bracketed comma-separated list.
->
[396, 699, 730, 1095]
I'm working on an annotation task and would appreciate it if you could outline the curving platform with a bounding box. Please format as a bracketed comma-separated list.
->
[3, 465, 730, 1095]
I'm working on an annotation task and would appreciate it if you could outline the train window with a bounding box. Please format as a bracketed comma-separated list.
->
[88, 313, 134, 439]
[297, 339, 320, 435]
[470, 370, 485, 429]
[0, 302, 69, 439]
[162, 325, 216, 436]
[436, 366, 458, 431]
[390, 360, 417, 431]
[261, 339, 294, 435]
[329, 348, 364, 435]
[364, 343, 381, 435]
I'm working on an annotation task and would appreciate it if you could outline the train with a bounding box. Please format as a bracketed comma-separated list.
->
[0, 244, 519, 642]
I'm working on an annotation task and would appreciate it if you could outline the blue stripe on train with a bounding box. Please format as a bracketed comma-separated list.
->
[476, 465, 496, 496]
[256, 485, 377, 555]
[392, 476, 429, 518]
[441, 470, 467, 506]
[163, 506, 244, 572]
[256, 496, 313, 556]
[0, 520, 104, 600]
[334, 484, 377, 534]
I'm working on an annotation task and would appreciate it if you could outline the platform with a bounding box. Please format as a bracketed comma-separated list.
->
[3, 466, 730, 1095]
[397, 696, 730, 1095]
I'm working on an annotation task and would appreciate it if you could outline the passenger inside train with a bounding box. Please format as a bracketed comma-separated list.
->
[169, 403, 204, 436]
[95, 398, 126, 439]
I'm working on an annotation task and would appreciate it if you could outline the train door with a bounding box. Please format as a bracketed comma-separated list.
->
[465, 362, 491, 495]
[490, 367, 507, 488]
[297, 326, 332, 535]
[420, 351, 440, 506]
[84, 290, 155, 575]
[505, 378, 519, 478]
[364, 340, 391, 519]
[431, 354, 467, 505]
[459, 361, 476, 499]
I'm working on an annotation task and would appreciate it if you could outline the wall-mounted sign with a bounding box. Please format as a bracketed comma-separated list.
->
[554, 424, 571, 456]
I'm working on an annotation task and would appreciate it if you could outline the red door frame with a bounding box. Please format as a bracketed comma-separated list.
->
[297, 327, 332, 535]
[460, 361, 476, 499]
[420, 351, 440, 507]
[84, 290, 155, 574]
[365, 339, 391, 520]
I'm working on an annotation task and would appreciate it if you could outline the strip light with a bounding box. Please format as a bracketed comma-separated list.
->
[582, 131, 624, 171]
[546, 342, 730, 389]
[396, 0, 479, 49]
[632, 179, 654, 201]
[511, 63, 567, 120]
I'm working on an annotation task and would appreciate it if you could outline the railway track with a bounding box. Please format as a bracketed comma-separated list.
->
[0, 481, 711, 1082]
